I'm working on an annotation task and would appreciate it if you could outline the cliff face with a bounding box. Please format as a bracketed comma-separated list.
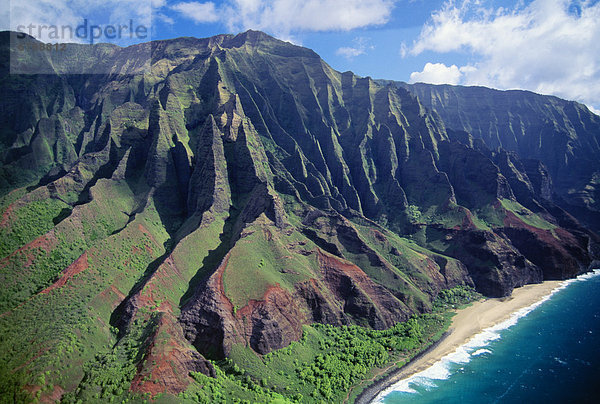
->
[389, 81, 600, 231]
[0, 30, 598, 400]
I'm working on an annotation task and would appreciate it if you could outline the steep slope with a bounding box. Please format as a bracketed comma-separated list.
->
[387, 81, 600, 230]
[0, 30, 598, 402]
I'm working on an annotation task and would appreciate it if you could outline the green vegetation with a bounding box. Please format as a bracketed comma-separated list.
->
[350, 218, 466, 311]
[4, 283, 471, 404]
[433, 285, 483, 312]
[468, 210, 493, 231]
[0, 234, 86, 313]
[202, 315, 440, 403]
[0, 180, 168, 403]
[293, 320, 420, 400]
[60, 316, 154, 403]
[222, 224, 315, 309]
[210, 285, 480, 404]
[406, 205, 421, 222]
[0, 197, 70, 258]
[471, 203, 506, 229]
[188, 367, 292, 404]
[0, 188, 27, 214]
[500, 199, 556, 230]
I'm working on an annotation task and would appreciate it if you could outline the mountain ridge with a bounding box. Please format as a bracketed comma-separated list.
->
[0, 29, 598, 402]
[384, 80, 600, 230]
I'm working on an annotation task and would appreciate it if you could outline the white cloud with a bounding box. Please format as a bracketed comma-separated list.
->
[152, 0, 167, 7]
[168, 0, 394, 36]
[399, 42, 408, 57]
[225, 0, 394, 34]
[4, 0, 82, 41]
[337, 46, 365, 58]
[336, 37, 373, 59]
[408, 0, 600, 109]
[170, 2, 219, 23]
[156, 13, 175, 25]
[409, 62, 475, 85]
[4, 0, 153, 43]
[3, 0, 394, 47]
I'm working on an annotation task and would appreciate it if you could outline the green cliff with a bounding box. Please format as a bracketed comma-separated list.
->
[0, 30, 597, 403]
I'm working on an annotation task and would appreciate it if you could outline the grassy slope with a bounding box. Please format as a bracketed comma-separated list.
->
[223, 219, 316, 309]
[0, 177, 170, 402]
[500, 198, 556, 230]
[0, 173, 481, 404]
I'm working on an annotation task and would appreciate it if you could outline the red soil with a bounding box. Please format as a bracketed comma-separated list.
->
[24, 383, 66, 403]
[213, 252, 234, 313]
[371, 229, 387, 243]
[0, 233, 58, 270]
[137, 223, 156, 255]
[130, 314, 200, 396]
[317, 249, 367, 279]
[96, 285, 127, 310]
[461, 209, 477, 230]
[235, 283, 286, 319]
[503, 210, 563, 246]
[40, 385, 65, 403]
[40, 252, 89, 294]
[315, 249, 408, 325]
[0, 202, 16, 228]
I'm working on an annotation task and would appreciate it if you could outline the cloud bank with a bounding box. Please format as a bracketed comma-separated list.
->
[409, 62, 477, 85]
[407, 0, 600, 110]
[170, 0, 394, 37]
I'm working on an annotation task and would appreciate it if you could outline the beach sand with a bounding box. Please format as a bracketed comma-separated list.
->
[356, 280, 563, 404]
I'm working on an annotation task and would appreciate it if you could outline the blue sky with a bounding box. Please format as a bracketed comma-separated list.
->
[3, 0, 600, 112]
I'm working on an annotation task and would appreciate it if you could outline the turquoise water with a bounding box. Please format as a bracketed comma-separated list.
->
[376, 270, 600, 403]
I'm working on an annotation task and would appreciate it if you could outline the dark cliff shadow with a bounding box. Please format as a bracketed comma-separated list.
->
[178, 205, 240, 308]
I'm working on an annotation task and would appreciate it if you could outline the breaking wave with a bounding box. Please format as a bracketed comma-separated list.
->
[372, 269, 600, 402]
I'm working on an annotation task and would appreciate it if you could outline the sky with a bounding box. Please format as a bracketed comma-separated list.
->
[2, 0, 600, 113]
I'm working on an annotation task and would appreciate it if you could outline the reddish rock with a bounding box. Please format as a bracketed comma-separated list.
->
[130, 313, 214, 397]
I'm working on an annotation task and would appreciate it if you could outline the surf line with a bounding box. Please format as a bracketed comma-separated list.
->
[371, 269, 600, 403]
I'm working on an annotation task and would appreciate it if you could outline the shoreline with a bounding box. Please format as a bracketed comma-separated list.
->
[355, 280, 563, 404]
[353, 330, 452, 404]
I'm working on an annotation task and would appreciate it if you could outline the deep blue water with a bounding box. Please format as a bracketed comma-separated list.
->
[376, 270, 600, 404]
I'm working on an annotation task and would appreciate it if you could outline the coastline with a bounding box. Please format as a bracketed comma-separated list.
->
[355, 280, 563, 404]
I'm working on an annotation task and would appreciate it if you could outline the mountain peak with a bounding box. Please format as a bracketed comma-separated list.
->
[219, 29, 319, 58]
[234, 29, 273, 42]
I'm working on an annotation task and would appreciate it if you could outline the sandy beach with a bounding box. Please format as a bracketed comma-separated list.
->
[356, 280, 563, 404]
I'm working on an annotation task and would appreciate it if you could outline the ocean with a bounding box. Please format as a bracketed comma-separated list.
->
[375, 269, 600, 404]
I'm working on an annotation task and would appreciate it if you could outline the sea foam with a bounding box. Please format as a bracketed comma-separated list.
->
[472, 348, 492, 356]
[372, 269, 600, 403]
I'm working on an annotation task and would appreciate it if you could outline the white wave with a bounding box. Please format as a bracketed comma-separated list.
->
[472, 348, 492, 356]
[444, 345, 471, 364]
[382, 361, 450, 394]
[371, 269, 600, 403]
